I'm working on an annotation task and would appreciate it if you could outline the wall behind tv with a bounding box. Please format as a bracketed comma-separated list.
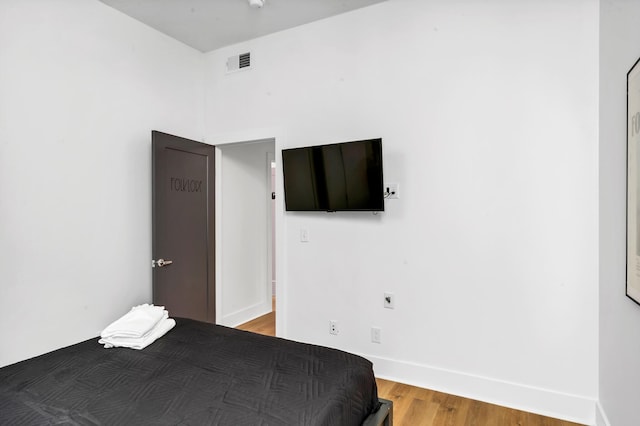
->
[204, 0, 598, 423]
[0, 0, 204, 367]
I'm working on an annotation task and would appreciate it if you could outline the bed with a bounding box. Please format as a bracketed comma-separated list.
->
[0, 318, 392, 425]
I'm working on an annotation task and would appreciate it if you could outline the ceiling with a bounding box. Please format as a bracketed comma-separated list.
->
[99, 0, 387, 53]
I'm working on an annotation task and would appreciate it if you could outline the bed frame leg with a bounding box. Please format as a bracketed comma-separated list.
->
[385, 403, 393, 426]
[363, 399, 393, 426]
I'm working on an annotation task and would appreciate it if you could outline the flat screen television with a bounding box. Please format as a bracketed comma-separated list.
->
[282, 138, 384, 212]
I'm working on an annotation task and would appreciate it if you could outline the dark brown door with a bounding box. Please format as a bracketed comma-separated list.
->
[152, 131, 215, 323]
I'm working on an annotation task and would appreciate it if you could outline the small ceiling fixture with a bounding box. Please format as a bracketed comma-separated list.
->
[248, 0, 265, 8]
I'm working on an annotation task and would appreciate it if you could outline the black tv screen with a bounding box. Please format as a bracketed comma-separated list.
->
[282, 138, 384, 212]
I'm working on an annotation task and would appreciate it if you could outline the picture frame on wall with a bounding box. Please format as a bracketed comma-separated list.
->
[626, 56, 640, 305]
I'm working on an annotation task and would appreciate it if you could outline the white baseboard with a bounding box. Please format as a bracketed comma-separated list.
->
[595, 401, 611, 426]
[223, 300, 272, 328]
[366, 354, 596, 426]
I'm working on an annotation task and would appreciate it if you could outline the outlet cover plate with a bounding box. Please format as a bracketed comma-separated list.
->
[384, 292, 395, 309]
[385, 183, 399, 199]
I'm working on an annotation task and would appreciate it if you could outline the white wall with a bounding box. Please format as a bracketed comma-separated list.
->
[205, 0, 599, 423]
[0, 0, 204, 367]
[0, 0, 605, 423]
[217, 140, 275, 326]
[599, 1, 640, 425]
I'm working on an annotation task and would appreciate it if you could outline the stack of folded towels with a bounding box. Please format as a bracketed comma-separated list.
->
[98, 304, 176, 350]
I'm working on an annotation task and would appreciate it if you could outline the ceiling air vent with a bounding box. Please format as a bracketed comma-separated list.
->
[227, 52, 251, 73]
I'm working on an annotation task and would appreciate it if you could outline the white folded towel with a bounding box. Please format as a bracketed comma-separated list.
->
[100, 304, 167, 339]
[99, 317, 176, 350]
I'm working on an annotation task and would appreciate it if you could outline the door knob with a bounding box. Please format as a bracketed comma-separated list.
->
[152, 258, 173, 268]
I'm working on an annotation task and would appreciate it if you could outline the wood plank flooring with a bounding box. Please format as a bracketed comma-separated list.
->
[236, 303, 583, 426]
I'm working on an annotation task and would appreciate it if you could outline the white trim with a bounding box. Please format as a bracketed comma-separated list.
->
[222, 300, 271, 327]
[207, 126, 287, 337]
[207, 127, 280, 147]
[365, 354, 596, 426]
[223, 300, 272, 328]
[266, 152, 275, 307]
[595, 401, 611, 426]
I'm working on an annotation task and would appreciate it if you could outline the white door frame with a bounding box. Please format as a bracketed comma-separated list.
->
[209, 127, 286, 337]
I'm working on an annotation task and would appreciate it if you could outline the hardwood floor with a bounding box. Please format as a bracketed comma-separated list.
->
[374, 378, 582, 426]
[236, 305, 583, 426]
[236, 308, 275, 336]
[236, 297, 276, 336]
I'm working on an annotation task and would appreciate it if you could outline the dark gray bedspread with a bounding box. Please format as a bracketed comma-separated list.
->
[0, 318, 379, 425]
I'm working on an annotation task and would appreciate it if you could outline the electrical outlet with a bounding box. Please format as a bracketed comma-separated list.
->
[384, 292, 395, 309]
[371, 327, 381, 343]
[385, 183, 399, 199]
[329, 320, 339, 335]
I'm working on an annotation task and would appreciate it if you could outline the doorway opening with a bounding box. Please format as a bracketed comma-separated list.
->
[214, 138, 276, 331]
